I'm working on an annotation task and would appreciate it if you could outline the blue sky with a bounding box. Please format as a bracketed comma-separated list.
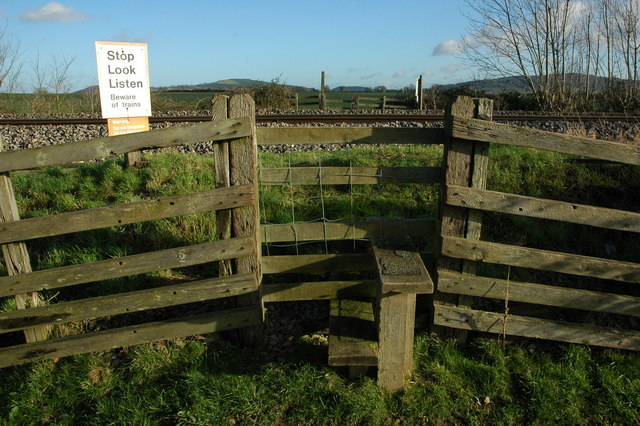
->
[1, 1, 474, 91]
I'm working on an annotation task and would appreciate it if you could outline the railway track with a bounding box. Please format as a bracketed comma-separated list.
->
[1, 113, 639, 126]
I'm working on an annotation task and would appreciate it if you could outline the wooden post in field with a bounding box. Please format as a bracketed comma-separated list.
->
[381, 96, 387, 110]
[352, 95, 360, 110]
[435, 96, 493, 344]
[294, 93, 299, 110]
[320, 71, 326, 110]
[0, 138, 49, 343]
[228, 94, 264, 345]
[212, 95, 233, 277]
[417, 76, 424, 109]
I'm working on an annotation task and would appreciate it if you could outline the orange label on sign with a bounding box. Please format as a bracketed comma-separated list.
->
[108, 116, 149, 136]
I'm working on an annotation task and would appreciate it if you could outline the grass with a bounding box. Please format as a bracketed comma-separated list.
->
[0, 90, 409, 114]
[1, 336, 638, 424]
[1, 144, 639, 423]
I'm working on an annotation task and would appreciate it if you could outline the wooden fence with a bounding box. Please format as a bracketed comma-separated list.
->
[435, 96, 640, 350]
[3, 93, 640, 384]
[0, 94, 262, 367]
[255, 126, 443, 304]
[294, 93, 411, 110]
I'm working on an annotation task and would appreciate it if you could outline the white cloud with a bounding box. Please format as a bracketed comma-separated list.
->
[21, 2, 85, 23]
[432, 39, 465, 56]
[392, 71, 406, 79]
[440, 63, 467, 74]
[111, 29, 152, 43]
[360, 72, 381, 80]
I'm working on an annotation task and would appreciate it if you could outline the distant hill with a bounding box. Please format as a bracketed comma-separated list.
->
[332, 86, 371, 92]
[434, 74, 620, 94]
[76, 79, 313, 94]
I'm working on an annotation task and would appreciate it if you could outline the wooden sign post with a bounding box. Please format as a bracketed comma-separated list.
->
[95, 41, 151, 166]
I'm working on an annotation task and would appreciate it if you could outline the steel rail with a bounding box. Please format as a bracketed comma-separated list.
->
[0, 113, 639, 126]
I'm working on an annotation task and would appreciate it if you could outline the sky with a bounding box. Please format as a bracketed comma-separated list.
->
[1, 1, 475, 92]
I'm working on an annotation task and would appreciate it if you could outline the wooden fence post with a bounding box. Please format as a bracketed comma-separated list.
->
[228, 94, 264, 345]
[352, 95, 360, 110]
[212, 95, 233, 277]
[435, 96, 493, 343]
[0, 138, 49, 343]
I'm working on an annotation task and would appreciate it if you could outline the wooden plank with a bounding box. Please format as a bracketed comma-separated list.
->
[0, 185, 255, 245]
[438, 271, 640, 317]
[0, 306, 262, 368]
[434, 305, 640, 351]
[256, 127, 444, 146]
[0, 117, 251, 173]
[259, 166, 441, 185]
[228, 94, 263, 345]
[452, 116, 640, 166]
[372, 245, 433, 294]
[261, 253, 376, 274]
[261, 218, 436, 243]
[328, 299, 378, 367]
[447, 185, 640, 233]
[0, 273, 258, 333]
[262, 280, 377, 302]
[0, 236, 254, 298]
[0, 140, 48, 342]
[442, 236, 640, 284]
[377, 291, 416, 392]
[212, 95, 233, 277]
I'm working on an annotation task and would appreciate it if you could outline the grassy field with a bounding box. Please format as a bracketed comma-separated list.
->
[0, 90, 409, 114]
[1, 145, 639, 423]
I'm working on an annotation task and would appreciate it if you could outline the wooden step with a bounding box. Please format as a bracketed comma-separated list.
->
[328, 299, 378, 367]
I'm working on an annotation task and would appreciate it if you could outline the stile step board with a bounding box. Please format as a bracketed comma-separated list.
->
[372, 245, 434, 294]
[328, 299, 378, 367]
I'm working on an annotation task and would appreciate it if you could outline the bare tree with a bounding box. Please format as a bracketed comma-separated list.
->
[462, 0, 640, 111]
[30, 54, 76, 113]
[0, 22, 21, 92]
[462, 0, 587, 110]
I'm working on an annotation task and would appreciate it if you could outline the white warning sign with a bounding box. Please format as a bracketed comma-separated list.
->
[95, 41, 151, 118]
